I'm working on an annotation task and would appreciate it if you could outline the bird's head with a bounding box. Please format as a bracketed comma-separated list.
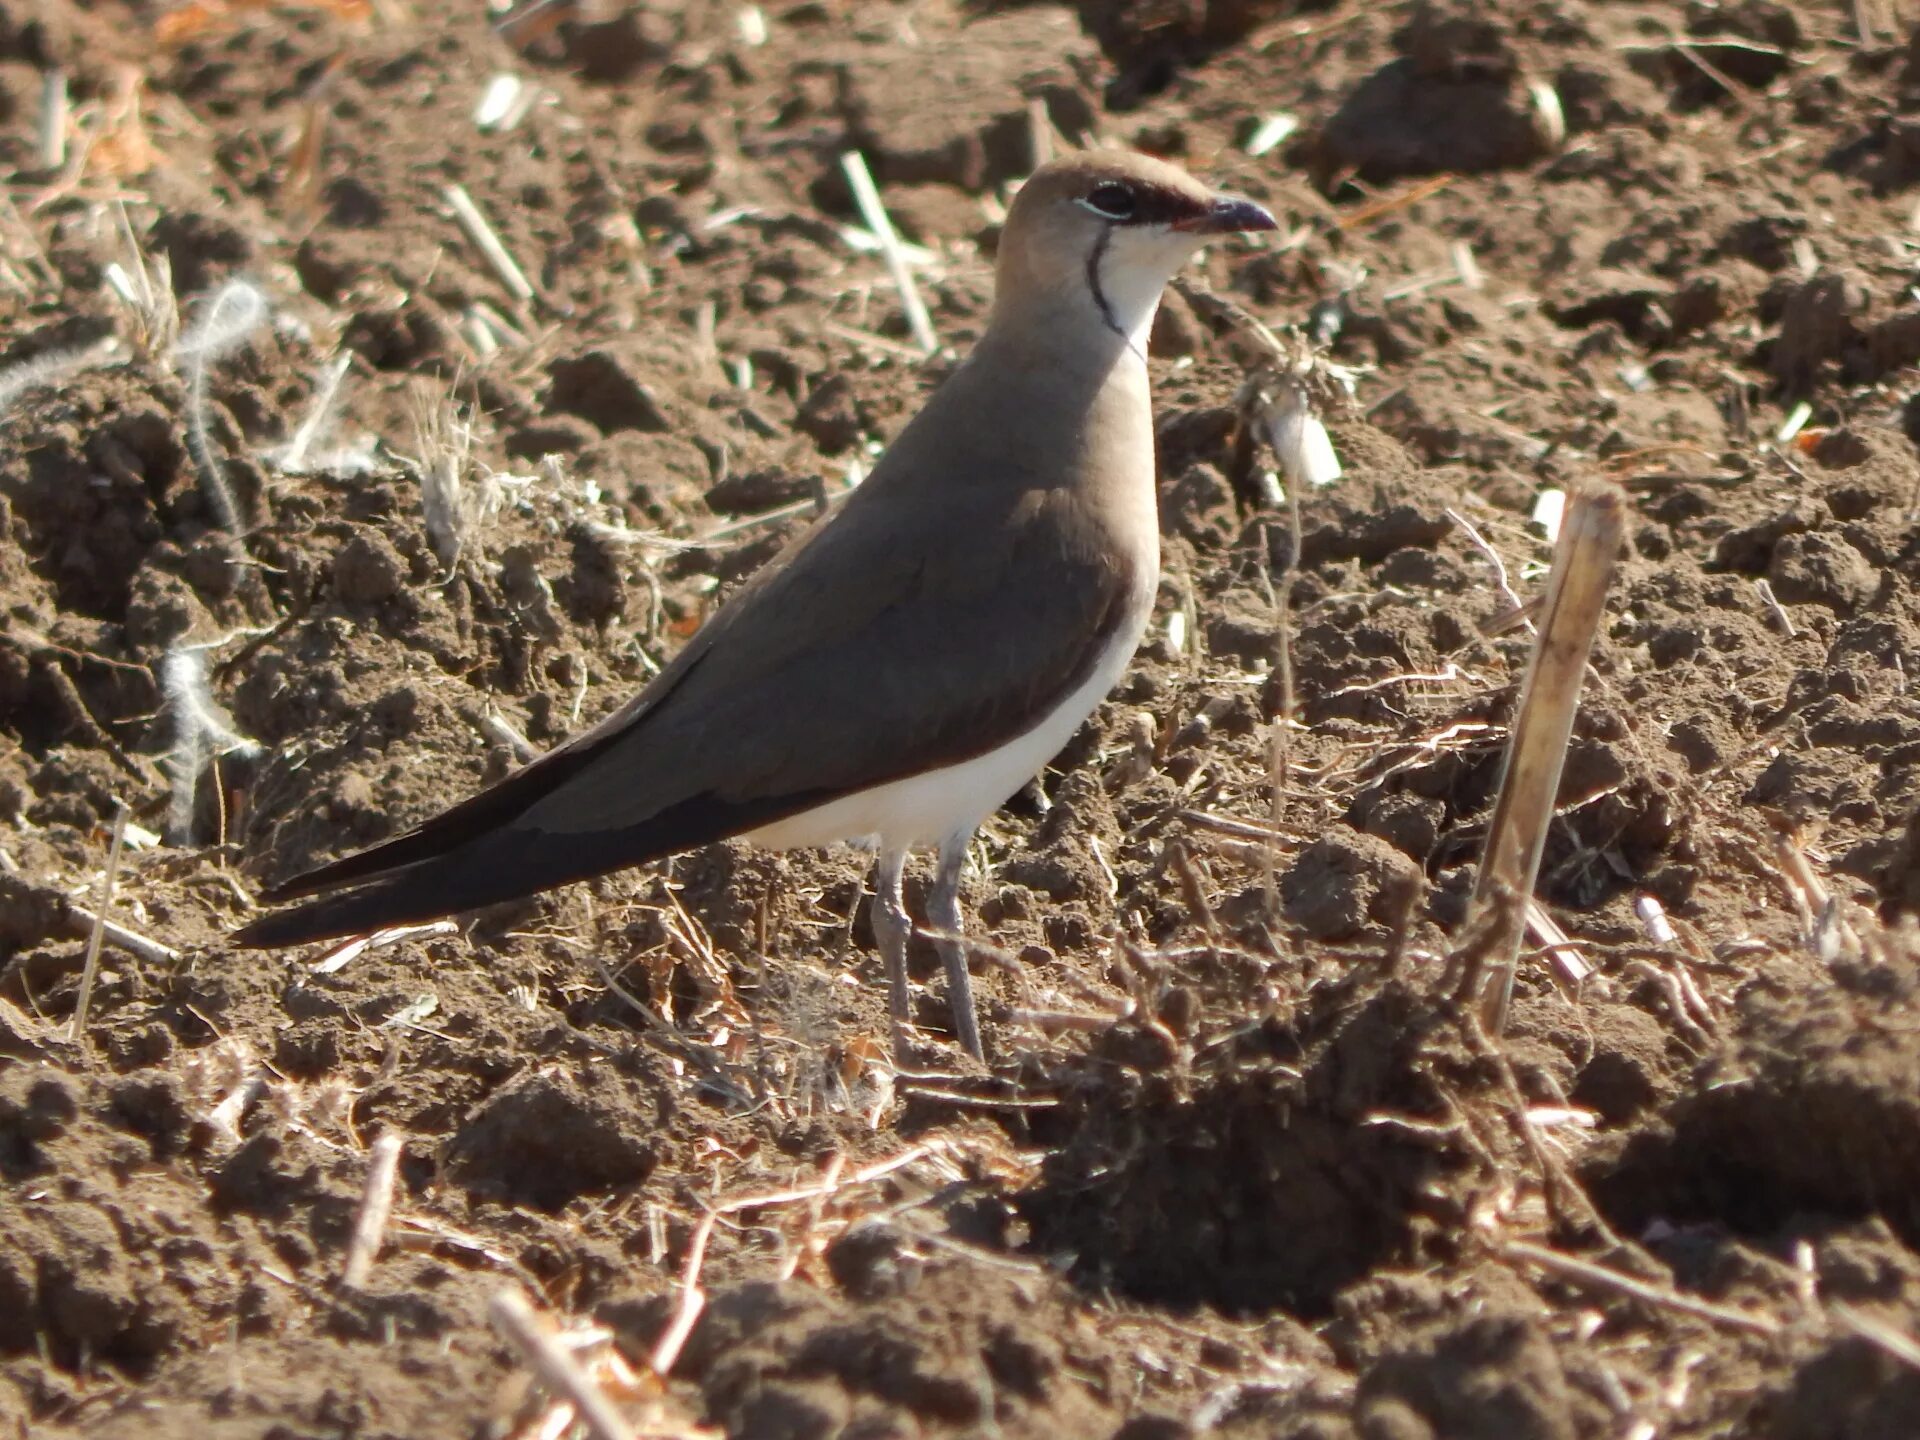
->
[993, 152, 1276, 352]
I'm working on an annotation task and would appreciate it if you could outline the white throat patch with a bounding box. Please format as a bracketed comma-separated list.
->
[1090, 227, 1208, 355]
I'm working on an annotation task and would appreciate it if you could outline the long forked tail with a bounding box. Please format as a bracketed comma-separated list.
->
[231, 788, 804, 948]
[231, 830, 580, 946]
[232, 867, 464, 948]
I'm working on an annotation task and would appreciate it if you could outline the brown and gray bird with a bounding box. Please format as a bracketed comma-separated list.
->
[235, 152, 1275, 1060]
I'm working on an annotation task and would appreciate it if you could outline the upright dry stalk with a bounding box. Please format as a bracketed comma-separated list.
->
[175, 280, 270, 533]
[69, 803, 130, 1042]
[1264, 488, 1303, 912]
[1470, 483, 1627, 1031]
[840, 150, 937, 355]
[1240, 344, 1350, 909]
[108, 205, 179, 354]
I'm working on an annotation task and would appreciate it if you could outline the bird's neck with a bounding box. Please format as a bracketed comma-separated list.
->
[980, 290, 1154, 383]
[939, 305, 1155, 508]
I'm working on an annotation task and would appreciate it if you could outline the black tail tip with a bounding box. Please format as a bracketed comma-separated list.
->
[229, 914, 290, 948]
[230, 908, 336, 948]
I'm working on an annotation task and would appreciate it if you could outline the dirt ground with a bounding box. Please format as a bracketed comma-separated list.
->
[6, 0, 1920, 1435]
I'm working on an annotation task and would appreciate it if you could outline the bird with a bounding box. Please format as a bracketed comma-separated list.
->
[234, 151, 1276, 1061]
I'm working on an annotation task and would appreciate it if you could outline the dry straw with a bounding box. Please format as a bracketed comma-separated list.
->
[1469, 482, 1627, 1031]
[68, 803, 130, 1042]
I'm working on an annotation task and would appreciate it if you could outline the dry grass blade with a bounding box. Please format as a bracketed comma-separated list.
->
[1470, 482, 1627, 1031]
[650, 1142, 944, 1376]
[107, 205, 179, 358]
[1525, 898, 1593, 986]
[283, 55, 345, 216]
[277, 351, 354, 473]
[69, 802, 131, 1042]
[1334, 173, 1458, 230]
[155, 0, 372, 48]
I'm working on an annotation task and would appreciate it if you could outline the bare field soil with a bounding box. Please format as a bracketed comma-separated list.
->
[7, 1, 1920, 1436]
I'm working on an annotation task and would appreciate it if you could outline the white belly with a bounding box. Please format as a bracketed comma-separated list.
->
[742, 612, 1148, 854]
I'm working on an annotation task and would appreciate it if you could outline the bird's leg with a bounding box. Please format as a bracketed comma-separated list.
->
[930, 835, 984, 1060]
[870, 845, 913, 1061]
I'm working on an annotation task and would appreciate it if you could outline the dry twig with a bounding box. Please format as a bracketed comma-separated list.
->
[1470, 484, 1626, 1030]
[490, 1289, 637, 1440]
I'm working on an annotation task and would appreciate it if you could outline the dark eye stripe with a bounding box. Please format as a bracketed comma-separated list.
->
[1081, 179, 1208, 227]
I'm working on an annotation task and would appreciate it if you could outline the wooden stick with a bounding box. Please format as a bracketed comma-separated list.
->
[490, 1289, 637, 1440]
[839, 151, 937, 355]
[68, 803, 129, 1041]
[58, 903, 177, 965]
[342, 1133, 405, 1287]
[1501, 1239, 1780, 1337]
[1471, 483, 1626, 1031]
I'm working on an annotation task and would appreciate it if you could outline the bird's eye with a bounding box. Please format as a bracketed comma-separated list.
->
[1080, 181, 1137, 221]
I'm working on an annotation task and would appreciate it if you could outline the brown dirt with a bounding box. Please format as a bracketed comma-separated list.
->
[6, 1, 1920, 1436]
